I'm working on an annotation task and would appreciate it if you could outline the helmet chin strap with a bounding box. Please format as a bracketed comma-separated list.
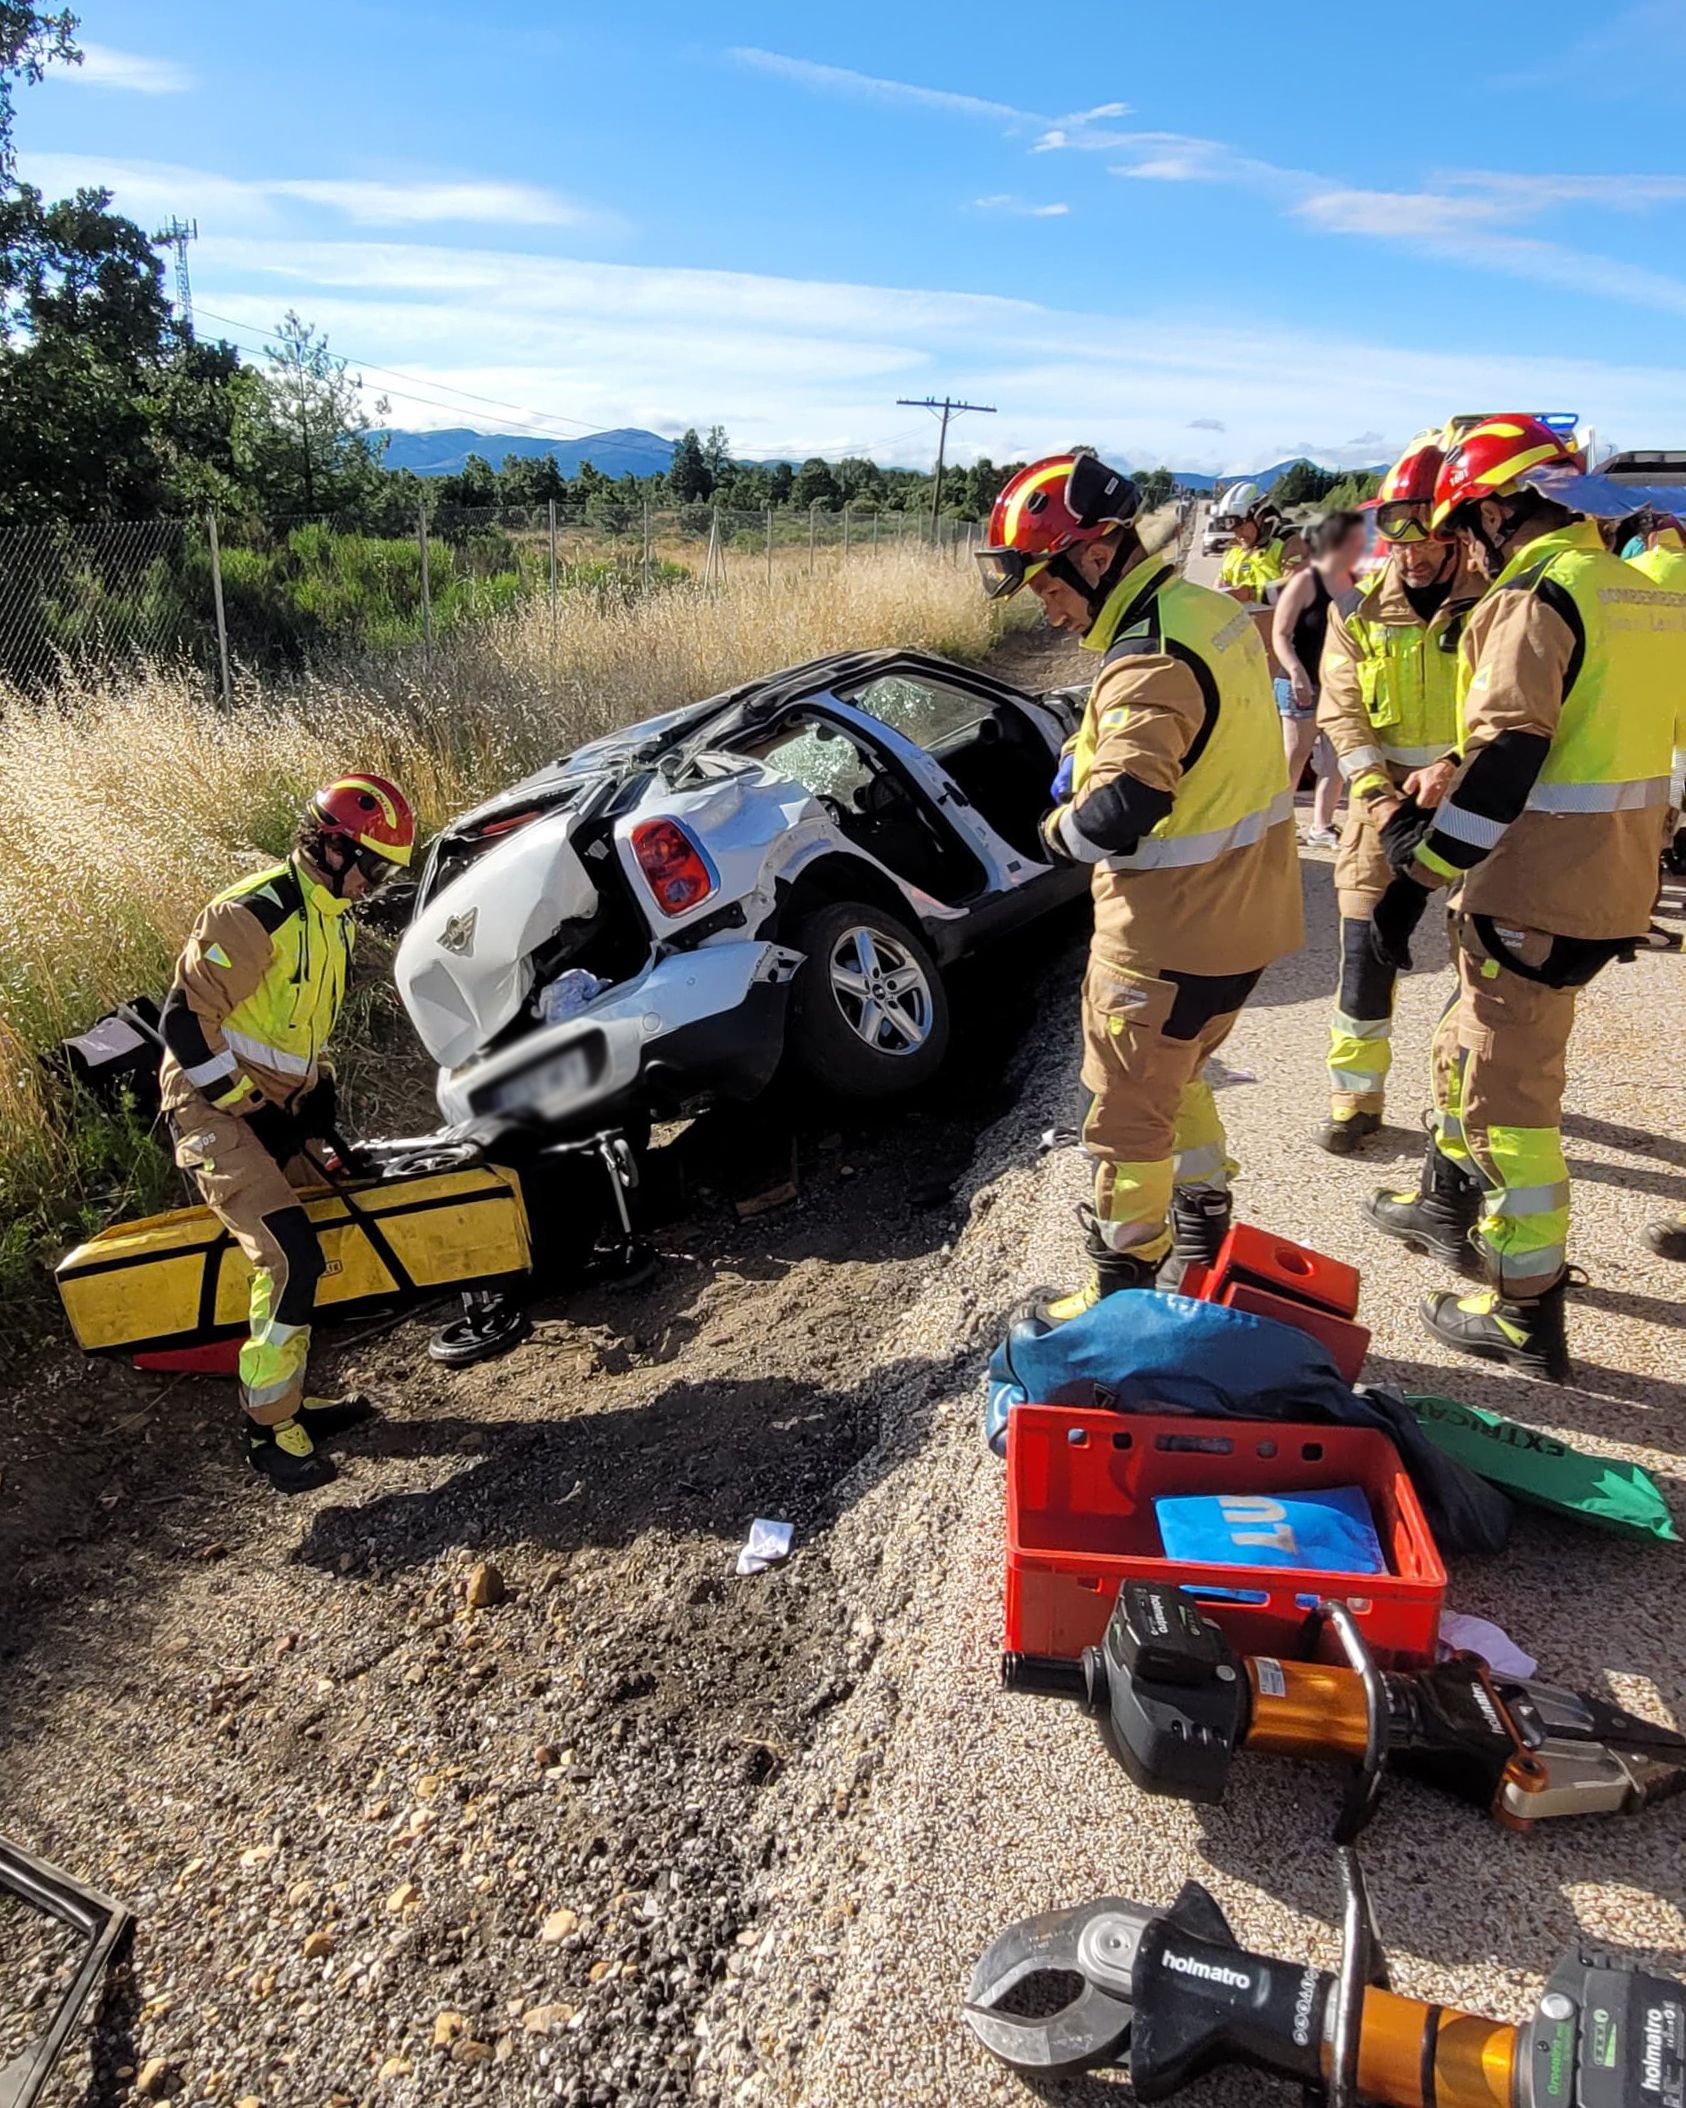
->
[1049, 537, 1135, 631]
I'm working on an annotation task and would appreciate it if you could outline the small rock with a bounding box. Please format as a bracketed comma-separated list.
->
[465, 1562, 506, 1611]
[588, 1959, 616, 1984]
[538, 1908, 579, 1945]
[136, 2059, 176, 2099]
[238, 1846, 274, 1869]
[534, 1743, 560, 1770]
[433, 2011, 467, 2050]
[386, 1880, 419, 1914]
[301, 1930, 335, 1959]
[521, 2003, 575, 2035]
[378, 2057, 411, 2081]
[285, 1880, 314, 1909]
[235, 2098, 260, 2108]
[451, 2038, 493, 2065]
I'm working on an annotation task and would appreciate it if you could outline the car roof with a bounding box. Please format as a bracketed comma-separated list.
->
[446, 648, 1028, 831]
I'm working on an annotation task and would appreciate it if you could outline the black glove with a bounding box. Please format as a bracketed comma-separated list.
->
[292, 1071, 339, 1142]
[245, 1100, 304, 1164]
[1378, 793, 1437, 878]
[1370, 876, 1430, 972]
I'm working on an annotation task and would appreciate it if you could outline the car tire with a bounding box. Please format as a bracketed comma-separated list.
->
[786, 900, 950, 1100]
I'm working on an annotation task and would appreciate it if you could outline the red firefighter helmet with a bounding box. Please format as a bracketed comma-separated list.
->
[1431, 416, 1581, 533]
[307, 775, 416, 867]
[976, 449, 1140, 600]
[1374, 437, 1446, 544]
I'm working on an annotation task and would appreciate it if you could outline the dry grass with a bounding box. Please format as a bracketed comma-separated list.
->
[0, 548, 1018, 1295]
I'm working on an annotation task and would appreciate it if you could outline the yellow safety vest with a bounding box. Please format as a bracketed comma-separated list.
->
[1072, 562, 1291, 869]
[1219, 536, 1287, 593]
[1472, 520, 1683, 813]
[216, 860, 355, 1081]
[1338, 577, 1467, 771]
[1630, 527, 1686, 592]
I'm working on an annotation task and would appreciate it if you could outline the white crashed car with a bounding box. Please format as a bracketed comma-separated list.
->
[396, 648, 1087, 1145]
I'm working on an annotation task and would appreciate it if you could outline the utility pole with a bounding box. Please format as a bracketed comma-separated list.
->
[896, 395, 996, 540]
[154, 216, 199, 340]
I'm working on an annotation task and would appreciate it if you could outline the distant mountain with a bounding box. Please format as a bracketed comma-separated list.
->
[375, 426, 679, 479]
[1168, 457, 1386, 494]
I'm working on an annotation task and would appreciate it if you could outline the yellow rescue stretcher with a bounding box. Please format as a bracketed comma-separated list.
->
[56, 1163, 532, 1357]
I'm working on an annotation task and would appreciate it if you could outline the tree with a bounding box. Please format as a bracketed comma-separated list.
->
[1322, 469, 1383, 509]
[1270, 459, 1340, 508]
[1, 4, 78, 176]
[766, 460, 794, 505]
[1135, 465, 1174, 511]
[0, 182, 176, 520]
[834, 456, 885, 507]
[256, 310, 386, 515]
[702, 423, 732, 484]
[669, 427, 713, 502]
[791, 456, 838, 510]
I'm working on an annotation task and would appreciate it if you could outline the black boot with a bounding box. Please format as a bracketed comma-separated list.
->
[1157, 1189, 1233, 1288]
[1644, 1214, 1686, 1262]
[246, 1416, 338, 1493]
[1420, 1278, 1571, 1384]
[1036, 1212, 1163, 1325]
[1364, 1141, 1480, 1274]
[1316, 1109, 1383, 1156]
[298, 1392, 379, 1439]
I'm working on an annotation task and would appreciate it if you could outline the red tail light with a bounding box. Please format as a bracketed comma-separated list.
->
[631, 819, 716, 916]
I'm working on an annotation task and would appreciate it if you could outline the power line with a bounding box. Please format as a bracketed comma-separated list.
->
[193, 304, 972, 473]
[896, 395, 996, 531]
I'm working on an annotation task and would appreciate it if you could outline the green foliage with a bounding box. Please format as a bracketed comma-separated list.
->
[670, 427, 712, 502]
[1270, 459, 1344, 508]
[1134, 465, 1174, 510]
[1321, 469, 1384, 508]
[0, 3, 77, 176]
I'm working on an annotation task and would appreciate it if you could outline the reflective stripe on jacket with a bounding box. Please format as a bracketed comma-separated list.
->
[1447, 520, 1686, 937]
[1056, 558, 1304, 974]
[1317, 554, 1481, 795]
[160, 857, 355, 1111]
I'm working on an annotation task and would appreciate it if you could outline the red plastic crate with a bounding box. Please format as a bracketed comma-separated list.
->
[1214, 1281, 1371, 1384]
[1005, 1407, 1444, 1667]
[1207, 1223, 1360, 1320]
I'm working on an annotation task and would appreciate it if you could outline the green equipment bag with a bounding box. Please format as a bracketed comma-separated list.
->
[1400, 1393, 1679, 1544]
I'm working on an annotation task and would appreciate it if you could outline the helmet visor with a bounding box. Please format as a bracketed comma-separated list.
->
[975, 547, 1041, 600]
[1375, 499, 1443, 545]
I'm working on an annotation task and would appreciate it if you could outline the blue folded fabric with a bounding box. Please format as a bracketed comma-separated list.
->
[1155, 1486, 1386, 1576]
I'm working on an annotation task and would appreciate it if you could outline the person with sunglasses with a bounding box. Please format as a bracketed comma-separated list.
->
[976, 451, 1302, 1319]
[159, 775, 417, 1490]
[1312, 439, 1483, 1156]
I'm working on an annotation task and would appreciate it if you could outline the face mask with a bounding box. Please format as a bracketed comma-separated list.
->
[1621, 535, 1647, 560]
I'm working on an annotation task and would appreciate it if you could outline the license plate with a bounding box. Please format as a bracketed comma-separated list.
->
[495, 1041, 593, 1114]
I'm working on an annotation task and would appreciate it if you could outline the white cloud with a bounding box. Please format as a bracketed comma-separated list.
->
[272, 179, 594, 227]
[730, 48, 1031, 124]
[183, 228, 1686, 471]
[65, 42, 194, 93]
[731, 49, 1128, 144]
[15, 154, 609, 234]
[974, 194, 1069, 218]
[1293, 188, 1510, 239]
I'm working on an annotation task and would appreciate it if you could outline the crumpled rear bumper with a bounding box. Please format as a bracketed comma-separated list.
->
[437, 938, 802, 1138]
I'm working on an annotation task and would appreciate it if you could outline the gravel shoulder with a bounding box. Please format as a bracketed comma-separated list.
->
[4, 617, 1684, 2108]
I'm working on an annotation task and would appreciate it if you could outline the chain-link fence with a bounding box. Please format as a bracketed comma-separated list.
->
[0, 503, 982, 697]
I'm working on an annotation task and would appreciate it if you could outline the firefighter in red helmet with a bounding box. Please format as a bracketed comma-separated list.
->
[1365, 416, 1686, 1379]
[159, 776, 417, 1490]
[978, 451, 1303, 1318]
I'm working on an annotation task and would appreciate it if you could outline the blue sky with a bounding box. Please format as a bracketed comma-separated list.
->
[16, 0, 1686, 472]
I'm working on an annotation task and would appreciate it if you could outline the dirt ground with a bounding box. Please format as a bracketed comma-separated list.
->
[5, 611, 1684, 2108]
[0, 630, 1092, 2108]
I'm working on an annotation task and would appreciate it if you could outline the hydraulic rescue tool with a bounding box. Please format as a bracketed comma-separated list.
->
[965, 1878, 1686, 2104]
[1004, 1580, 1686, 1828]
[968, 1600, 1686, 2106]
